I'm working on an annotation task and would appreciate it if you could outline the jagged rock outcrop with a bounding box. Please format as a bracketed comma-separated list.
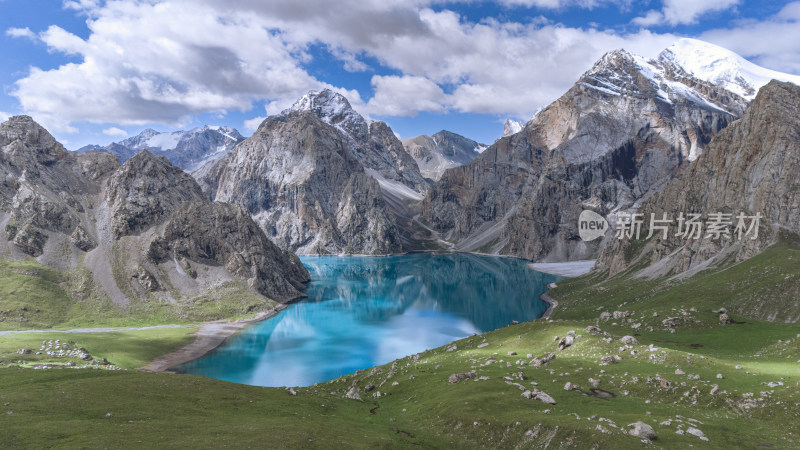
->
[422, 46, 746, 261]
[78, 125, 244, 171]
[105, 151, 205, 238]
[148, 201, 308, 301]
[401, 130, 484, 181]
[289, 89, 427, 192]
[598, 80, 800, 278]
[0, 115, 308, 305]
[197, 90, 420, 255]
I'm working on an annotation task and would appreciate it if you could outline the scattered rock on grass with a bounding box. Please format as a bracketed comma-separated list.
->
[620, 336, 639, 345]
[686, 427, 708, 441]
[628, 421, 656, 440]
[558, 336, 574, 351]
[449, 371, 477, 384]
[346, 388, 363, 402]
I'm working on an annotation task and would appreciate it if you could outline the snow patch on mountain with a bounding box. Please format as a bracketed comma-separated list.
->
[502, 119, 524, 138]
[659, 38, 800, 100]
[144, 132, 181, 151]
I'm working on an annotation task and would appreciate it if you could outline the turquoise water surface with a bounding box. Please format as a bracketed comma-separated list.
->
[177, 253, 561, 387]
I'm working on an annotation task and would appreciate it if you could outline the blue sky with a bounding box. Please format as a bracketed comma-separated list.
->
[1, 0, 799, 149]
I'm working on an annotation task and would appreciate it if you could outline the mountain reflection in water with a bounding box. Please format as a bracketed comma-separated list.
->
[177, 254, 561, 387]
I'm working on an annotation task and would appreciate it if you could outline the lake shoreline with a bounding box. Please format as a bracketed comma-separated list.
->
[139, 304, 290, 373]
[141, 253, 583, 375]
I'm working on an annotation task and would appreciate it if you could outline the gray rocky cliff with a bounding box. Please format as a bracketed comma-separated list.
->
[0, 115, 308, 305]
[200, 110, 403, 255]
[597, 80, 800, 278]
[422, 48, 746, 261]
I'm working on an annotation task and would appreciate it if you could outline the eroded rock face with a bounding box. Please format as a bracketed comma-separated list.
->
[0, 115, 309, 305]
[598, 81, 800, 279]
[105, 150, 206, 238]
[199, 100, 405, 255]
[422, 48, 744, 261]
[149, 201, 308, 301]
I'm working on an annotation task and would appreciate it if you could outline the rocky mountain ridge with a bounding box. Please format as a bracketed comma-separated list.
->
[77, 125, 244, 172]
[597, 80, 800, 279]
[0, 115, 308, 306]
[401, 130, 484, 181]
[197, 89, 430, 255]
[422, 44, 747, 262]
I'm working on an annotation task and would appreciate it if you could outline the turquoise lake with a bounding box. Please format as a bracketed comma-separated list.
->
[177, 253, 561, 387]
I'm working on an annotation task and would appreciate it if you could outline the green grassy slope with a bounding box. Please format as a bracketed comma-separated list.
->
[2, 317, 798, 448]
[0, 258, 278, 331]
[1, 239, 799, 448]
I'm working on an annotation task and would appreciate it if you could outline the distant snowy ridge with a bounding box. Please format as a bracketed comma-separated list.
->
[659, 38, 800, 100]
[76, 125, 244, 171]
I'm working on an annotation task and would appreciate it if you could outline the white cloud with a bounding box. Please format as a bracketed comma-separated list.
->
[102, 127, 127, 137]
[0, 111, 10, 123]
[366, 75, 448, 116]
[243, 116, 266, 132]
[12, 1, 328, 132]
[495, 0, 625, 8]
[62, 0, 101, 12]
[697, 4, 800, 74]
[40, 25, 87, 55]
[15, 0, 795, 134]
[633, 0, 740, 26]
[631, 10, 665, 26]
[5, 27, 36, 39]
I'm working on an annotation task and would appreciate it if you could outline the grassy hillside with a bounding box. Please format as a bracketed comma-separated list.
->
[551, 233, 800, 325]
[2, 314, 799, 447]
[0, 257, 278, 331]
[1, 239, 799, 448]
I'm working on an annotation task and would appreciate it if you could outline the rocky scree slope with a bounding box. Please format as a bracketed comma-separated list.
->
[422, 47, 747, 261]
[0, 116, 308, 306]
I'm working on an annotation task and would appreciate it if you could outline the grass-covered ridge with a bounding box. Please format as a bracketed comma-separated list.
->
[0, 257, 279, 331]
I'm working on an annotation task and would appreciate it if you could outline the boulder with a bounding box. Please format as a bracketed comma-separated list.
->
[628, 421, 656, 440]
[557, 335, 574, 351]
[620, 335, 639, 345]
[345, 388, 363, 402]
[449, 371, 477, 384]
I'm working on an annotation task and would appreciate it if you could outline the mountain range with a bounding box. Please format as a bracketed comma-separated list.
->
[1, 37, 799, 305]
[0, 116, 308, 307]
[77, 125, 244, 171]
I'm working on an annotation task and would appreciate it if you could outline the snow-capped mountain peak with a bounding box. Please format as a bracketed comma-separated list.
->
[502, 119, 524, 138]
[287, 89, 368, 140]
[77, 125, 244, 171]
[580, 47, 746, 121]
[659, 38, 800, 100]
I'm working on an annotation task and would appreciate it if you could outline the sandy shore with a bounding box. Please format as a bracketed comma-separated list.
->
[529, 260, 594, 319]
[540, 292, 558, 319]
[528, 260, 595, 277]
[139, 305, 289, 373]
